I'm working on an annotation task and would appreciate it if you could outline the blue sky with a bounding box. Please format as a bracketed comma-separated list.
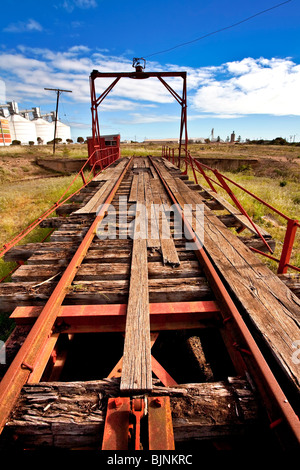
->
[0, 0, 300, 142]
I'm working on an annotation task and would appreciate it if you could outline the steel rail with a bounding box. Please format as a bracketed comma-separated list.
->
[150, 156, 300, 447]
[0, 157, 133, 434]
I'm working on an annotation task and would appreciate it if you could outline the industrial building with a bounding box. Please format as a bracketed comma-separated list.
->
[0, 101, 71, 145]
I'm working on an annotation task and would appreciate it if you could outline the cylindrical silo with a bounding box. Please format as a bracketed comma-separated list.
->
[34, 118, 54, 145]
[55, 121, 71, 143]
[8, 114, 37, 144]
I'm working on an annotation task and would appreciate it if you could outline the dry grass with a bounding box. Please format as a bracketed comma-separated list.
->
[0, 142, 88, 159]
[0, 175, 84, 280]
[186, 165, 300, 272]
[187, 142, 300, 161]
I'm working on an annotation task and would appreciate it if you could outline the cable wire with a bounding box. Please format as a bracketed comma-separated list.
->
[144, 0, 293, 59]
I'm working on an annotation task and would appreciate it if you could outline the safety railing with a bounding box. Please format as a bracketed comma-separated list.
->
[0, 150, 120, 262]
[162, 145, 300, 274]
[89, 145, 120, 172]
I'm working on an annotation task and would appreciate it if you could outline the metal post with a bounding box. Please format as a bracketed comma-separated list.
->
[214, 169, 274, 254]
[44, 88, 72, 154]
[53, 91, 60, 155]
[277, 219, 299, 274]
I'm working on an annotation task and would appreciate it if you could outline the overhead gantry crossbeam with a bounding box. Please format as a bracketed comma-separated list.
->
[90, 68, 188, 167]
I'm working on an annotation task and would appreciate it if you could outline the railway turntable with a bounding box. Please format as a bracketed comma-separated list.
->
[0, 63, 299, 452]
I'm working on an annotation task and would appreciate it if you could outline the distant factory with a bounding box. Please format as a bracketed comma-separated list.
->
[0, 101, 71, 146]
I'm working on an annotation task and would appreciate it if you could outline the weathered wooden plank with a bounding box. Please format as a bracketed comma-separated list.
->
[186, 335, 214, 382]
[4, 239, 134, 262]
[144, 172, 160, 250]
[128, 174, 139, 202]
[56, 203, 82, 216]
[195, 182, 271, 238]
[75, 159, 129, 214]
[0, 277, 212, 311]
[1, 378, 259, 450]
[278, 274, 300, 299]
[49, 229, 89, 242]
[93, 157, 129, 182]
[150, 177, 180, 266]
[121, 172, 152, 392]
[27, 249, 132, 265]
[11, 260, 201, 282]
[74, 180, 113, 214]
[237, 236, 276, 253]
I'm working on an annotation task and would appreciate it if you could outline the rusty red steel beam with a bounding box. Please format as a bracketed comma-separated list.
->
[151, 356, 178, 387]
[148, 397, 175, 450]
[10, 301, 220, 333]
[102, 397, 131, 450]
[0, 157, 133, 435]
[150, 156, 300, 447]
[91, 71, 186, 79]
[213, 169, 274, 254]
[10, 301, 220, 323]
[102, 397, 175, 451]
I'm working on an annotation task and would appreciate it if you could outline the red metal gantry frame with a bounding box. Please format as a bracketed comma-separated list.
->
[89, 62, 189, 168]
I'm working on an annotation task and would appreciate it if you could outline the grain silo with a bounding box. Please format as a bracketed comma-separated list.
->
[8, 114, 37, 144]
[55, 120, 71, 143]
[34, 118, 54, 144]
[0, 118, 11, 145]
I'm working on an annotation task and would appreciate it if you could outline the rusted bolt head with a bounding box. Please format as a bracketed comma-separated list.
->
[152, 397, 163, 407]
[111, 397, 123, 409]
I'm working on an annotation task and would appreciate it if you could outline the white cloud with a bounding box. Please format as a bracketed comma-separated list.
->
[192, 57, 300, 116]
[0, 48, 176, 106]
[120, 113, 180, 125]
[75, 0, 97, 7]
[1, 48, 299, 122]
[3, 19, 43, 33]
[59, 0, 97, 11]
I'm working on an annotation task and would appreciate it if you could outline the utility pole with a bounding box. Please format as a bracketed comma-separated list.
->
[44, 88, 72, 154]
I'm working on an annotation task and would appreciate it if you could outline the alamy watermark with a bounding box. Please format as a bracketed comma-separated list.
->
[292, 340, 300, 365]
[95, 196, 204, 250]
[0, 341, 5, 365]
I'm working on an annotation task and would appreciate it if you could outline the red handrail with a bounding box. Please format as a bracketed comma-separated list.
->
[0, 151, 121, 260]
[162, 145, 299, 274]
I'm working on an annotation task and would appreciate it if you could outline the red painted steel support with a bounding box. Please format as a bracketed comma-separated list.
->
[187, 151, 198, 185]
[131, 398, 145, 450]
[150, 156, 300, 447]
[213, 169, 274, 254]
[0, 157, 133, 435]
[10, 301, 221, 327]
[80, 169, 86, 185]
[102, 397, 175, 450]
[90, 69, 188, 174]
[151, 356, 178, 387]
[102, 397, 131, 450]
[277, 219, 299, 274]
[148, 397, 175, 450]
[194, 159, 218, 192]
